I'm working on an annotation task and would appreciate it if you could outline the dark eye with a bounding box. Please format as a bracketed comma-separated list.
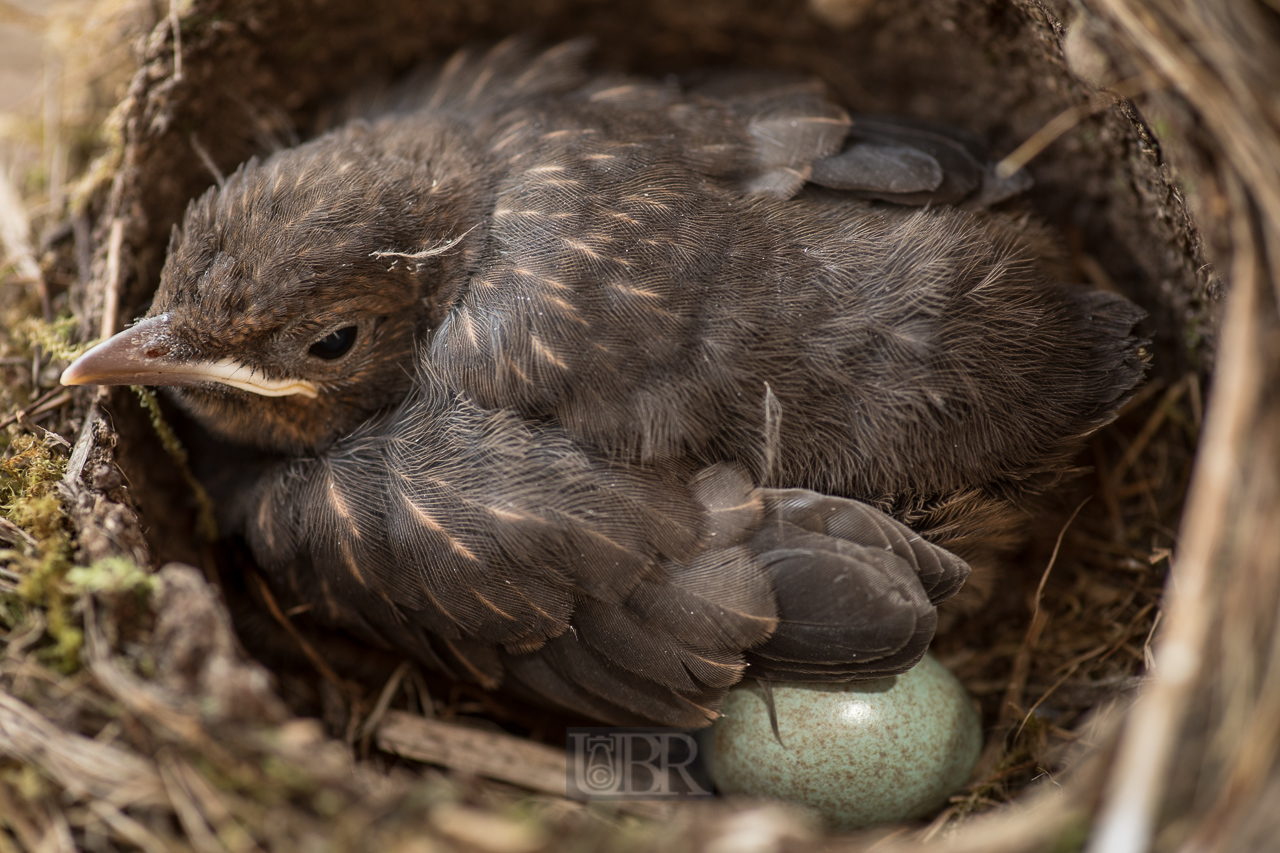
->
[309, 326, 359, 360]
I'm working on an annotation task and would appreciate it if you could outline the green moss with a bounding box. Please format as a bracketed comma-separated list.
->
[1, 426, 160, 669]
[65, 556, 156, 599]
[1, 435, 72, 560]
[9, 314, 95, 365]
[7, 492, 65, 552]
[312, 787, 347, 818]
[1183, 319, 1205, 362]
[1, 433, 79, 670]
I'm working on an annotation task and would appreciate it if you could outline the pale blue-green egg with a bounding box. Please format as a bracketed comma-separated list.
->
[711, 653, 981, 830]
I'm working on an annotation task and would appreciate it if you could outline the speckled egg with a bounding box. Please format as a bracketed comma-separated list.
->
[711, 653, 981, 830]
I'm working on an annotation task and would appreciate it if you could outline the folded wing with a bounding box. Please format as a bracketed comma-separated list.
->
[232, 394, 969, 725]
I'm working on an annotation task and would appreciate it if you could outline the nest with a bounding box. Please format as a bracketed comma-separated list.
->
[2, 0, 1276, 849]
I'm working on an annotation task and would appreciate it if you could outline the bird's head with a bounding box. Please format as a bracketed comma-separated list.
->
[61, 123, 486, 452]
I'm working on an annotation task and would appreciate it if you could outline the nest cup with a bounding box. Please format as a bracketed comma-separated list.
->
[6, 0, 1278, 850]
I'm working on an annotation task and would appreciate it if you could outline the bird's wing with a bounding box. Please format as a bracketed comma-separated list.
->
[680, 70, 1030, 205]
[236, 370, 703, 656]
[501, 470, 970, 726]
[231, 370, 969, 725]
[742, 489, 967, 680]
[808, 114, 1033, 206]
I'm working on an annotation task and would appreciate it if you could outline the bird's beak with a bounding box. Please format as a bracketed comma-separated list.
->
[60, 314, 319, 399]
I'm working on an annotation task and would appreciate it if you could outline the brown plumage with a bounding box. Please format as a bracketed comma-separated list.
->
[62, 39, 1146, 726]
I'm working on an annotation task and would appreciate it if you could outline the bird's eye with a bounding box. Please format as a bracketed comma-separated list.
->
[309, 326, 359, 360]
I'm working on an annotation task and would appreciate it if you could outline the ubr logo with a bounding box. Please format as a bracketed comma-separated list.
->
[566, 728, 714, 800]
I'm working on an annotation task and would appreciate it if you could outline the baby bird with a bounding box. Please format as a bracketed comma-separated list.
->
[62, 39, 1145, 726]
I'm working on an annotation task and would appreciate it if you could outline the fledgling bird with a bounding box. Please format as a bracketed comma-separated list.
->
[63, 39, 1146, 726]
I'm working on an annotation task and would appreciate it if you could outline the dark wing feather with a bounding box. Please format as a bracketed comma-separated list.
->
[811, 114, 1033, 206]
[809, 142, 945, 195]
[500, 637, 721, 727]
[230, 374, 969, 724]
[761, 488, 970, 604]
[743, 489, 969, 682]
[745, 529, 937, 675]
[234, 367, 702, 650]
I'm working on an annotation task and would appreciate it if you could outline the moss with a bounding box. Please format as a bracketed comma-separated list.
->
[0, 438, 156, 669]
[259, 754, 324, 799]
[8, 314, 94, 365]
[65, 556, 156, 599]
[0, 434, 79, 670]
[1148, 115, 1173, 144]
[1, 435, 72, 562]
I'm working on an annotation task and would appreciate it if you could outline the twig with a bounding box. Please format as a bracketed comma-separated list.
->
[0, 517, 39, 553]
[0, 693, 166, 809]
[377, 711, 677, 820]
[1005, 499, 1091, 721]
[0, 785, 43, 852]
[977, 499, 1090, 777]
[377, 710, 567, 795]
[170, 753, 264, 853]
[169, 0, 183, 82]
[43, 804, 75, 853]
[0, 387, 72, 431]
[101, 217, 124, 340]
[190, 134, 226, 188]
[996, 72, 1162, 178]
[1089, 437, 1126, 544]
[249, 569, 354, 696]
[358, 659, 411, 743]
[1109, 378, 1188, 488]
[1016, 662, 1083, 741]
[157, 749, 225, 853]
[87, 801, 173, 853]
